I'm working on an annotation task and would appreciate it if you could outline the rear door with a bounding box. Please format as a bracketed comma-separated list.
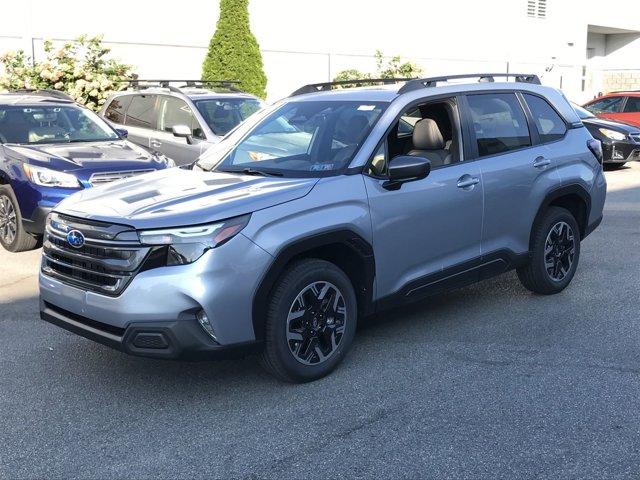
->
[122, 94, 157, 149]
[151, 95, 210, 166]
[466, 92, 562, 258]
[103, 95, 132, 130]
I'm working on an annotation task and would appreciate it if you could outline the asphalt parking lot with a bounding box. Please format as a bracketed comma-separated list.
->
[1, 163, 640, 479]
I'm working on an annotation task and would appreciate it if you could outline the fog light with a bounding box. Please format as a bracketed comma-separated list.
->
[612, 147, 624, 160]
[196, 310, 218, 342]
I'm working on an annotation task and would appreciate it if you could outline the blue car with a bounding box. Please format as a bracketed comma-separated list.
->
[0, 90, 172, 252]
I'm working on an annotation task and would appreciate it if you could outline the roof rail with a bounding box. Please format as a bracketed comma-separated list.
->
[290, 78, 417, 97]
[9, 89, 75, 102]
[398, 73, 541, 94]
[125, 79, 242, 93]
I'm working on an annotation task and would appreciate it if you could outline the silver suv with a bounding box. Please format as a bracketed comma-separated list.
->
[40, 74, 606, 383]
[100, 80, 264, 166]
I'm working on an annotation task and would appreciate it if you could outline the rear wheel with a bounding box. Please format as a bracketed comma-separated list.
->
[260, 259, 357, 383]
[0, 185, 39, 252]
[517, 207, 580, 295]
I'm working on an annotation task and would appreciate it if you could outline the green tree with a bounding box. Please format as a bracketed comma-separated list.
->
[202, 0, 267, 98]
[333, 50, 422, 84]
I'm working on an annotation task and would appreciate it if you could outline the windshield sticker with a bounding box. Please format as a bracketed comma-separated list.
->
[310, 163, 334, 172]
[357, 105, 376, 111]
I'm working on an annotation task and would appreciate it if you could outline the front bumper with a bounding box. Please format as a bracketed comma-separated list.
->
[603, 140, 640, 164]
[39, 233, 273, 359]
[22, 206, 52, 235]
[40, 299, 259, 360]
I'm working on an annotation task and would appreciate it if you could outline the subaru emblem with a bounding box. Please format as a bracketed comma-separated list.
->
[66, 229, 85, 249]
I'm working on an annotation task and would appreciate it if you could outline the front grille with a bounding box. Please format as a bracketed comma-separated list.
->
[629, 133, 640, 143]
[89, 169, 155, 186]
[42, 213, 150, 296]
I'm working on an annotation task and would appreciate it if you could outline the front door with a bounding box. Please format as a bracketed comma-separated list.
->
[364, 148, 483, 301]
[614, 96, 640, 128]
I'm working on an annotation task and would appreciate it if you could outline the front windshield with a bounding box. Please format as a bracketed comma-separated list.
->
[198, 100, 387, 176]
[0, 105, 119, 144]
[194, 98, 264, 136]
[571, 103, 595, 120]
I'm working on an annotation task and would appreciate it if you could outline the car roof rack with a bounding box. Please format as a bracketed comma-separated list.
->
[290, 78, 416, 96]
[398, 73, 541, 94]
[125, 79, 242, 93]
[7, 89, 75, 102]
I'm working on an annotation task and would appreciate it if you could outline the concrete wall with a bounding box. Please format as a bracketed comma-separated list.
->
[2, 0, 640, 103]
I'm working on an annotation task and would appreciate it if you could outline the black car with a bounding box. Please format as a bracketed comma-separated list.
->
[573, 103, 640, 169]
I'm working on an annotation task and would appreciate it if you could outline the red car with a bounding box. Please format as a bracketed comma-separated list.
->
[583, 92, 640, 127]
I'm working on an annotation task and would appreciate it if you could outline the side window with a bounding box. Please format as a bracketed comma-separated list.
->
[523, 94, 567, 143]
[367, 142, 387, 177]
[158, 96, 198, 134]
[124, 95, 156, 129]
[623, 97, 640, 113]
[587, 97, 623, 113]
[467, 93, 531, 157]
[104, 96, 132, 124]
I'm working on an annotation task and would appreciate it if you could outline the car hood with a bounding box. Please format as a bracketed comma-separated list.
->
[583, 117, 640, 134]
[4, 140, 159, 172]
[55, 167, 319, 229]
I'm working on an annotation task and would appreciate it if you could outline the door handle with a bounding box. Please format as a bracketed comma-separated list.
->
[533, 156, 551, 168]
[457, 175, 480, 189]
[150, 139, 162, 148]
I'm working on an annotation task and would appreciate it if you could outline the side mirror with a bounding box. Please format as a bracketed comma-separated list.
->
[172, 124, 193, 145]
[384, 155, 431, 189]
[115, 128, 128, 138]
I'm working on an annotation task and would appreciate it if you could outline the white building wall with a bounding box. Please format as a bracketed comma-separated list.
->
[1, 0, 640, 102]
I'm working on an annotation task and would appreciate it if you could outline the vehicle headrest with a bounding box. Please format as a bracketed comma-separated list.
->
[412, 118, 444, 150]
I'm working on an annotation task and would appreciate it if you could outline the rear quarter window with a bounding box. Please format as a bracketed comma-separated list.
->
[523, 94, 567, 143]
[104, 95, 133, 124]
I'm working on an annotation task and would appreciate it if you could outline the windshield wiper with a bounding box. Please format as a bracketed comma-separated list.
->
[219, 168, 283, 177]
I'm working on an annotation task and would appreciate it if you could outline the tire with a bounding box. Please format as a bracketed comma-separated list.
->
[260, 259, 357, 383]
[517, 206, 581, 295]
[0, 185, 39, 253]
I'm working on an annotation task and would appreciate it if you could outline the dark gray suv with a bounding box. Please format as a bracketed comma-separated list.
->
[100, 80, 264, 165]
[41, 74, 606, 383]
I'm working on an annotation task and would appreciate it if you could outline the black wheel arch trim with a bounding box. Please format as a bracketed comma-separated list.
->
[251, 229, 376, 341]
[531, 184, 592, 243]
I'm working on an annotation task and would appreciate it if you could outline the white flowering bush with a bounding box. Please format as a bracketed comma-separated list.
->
[0, 35, 133, 111]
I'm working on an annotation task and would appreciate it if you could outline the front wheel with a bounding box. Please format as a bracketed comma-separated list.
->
[0, 185, 39, 253]
[517, 206, 581, 295]
[260, 259, 357, 383]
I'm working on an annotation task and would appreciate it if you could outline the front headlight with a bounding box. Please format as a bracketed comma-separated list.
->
[598, 128, 626, 141]
[23, 164, 80, 188]
[138, 215, 250, 265]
